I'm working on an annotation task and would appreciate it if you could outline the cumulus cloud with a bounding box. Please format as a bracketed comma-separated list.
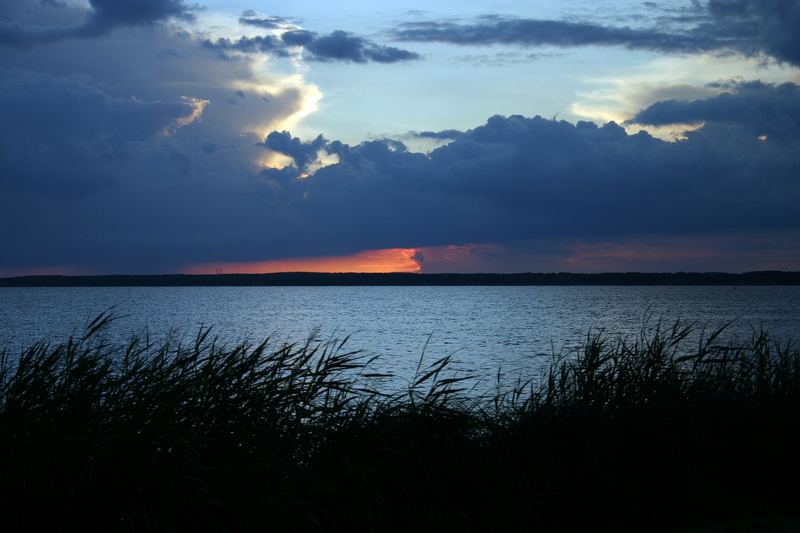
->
[392, 0, 800, 66]
[264, 131, 328, 171]
[0, 0, 195, 47]
[631, 80, 800, 139]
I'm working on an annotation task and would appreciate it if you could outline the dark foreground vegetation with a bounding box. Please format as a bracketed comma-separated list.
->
[2, 316, 800, 531]
[2, 270, 800, 286]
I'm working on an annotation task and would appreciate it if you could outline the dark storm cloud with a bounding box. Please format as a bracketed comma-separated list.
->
[0, 21, 69, 48]
[0, 0, 195, 47]
[393, 18, 713, 53]
[0, 15, 328, 274]
[203, 34, 286, 56]
[206, 29, 420, 63]
[238, 10, 291, 30]
[303, 30, 420, 63]
[705, 0, 800, 65]
[2, 1, 418, 63]
[0, 68, 195, 194]
[0, 0, 798, 272]
[3, 94, 800, 271]
[258, 113, 799, 257]
[0, 68, 192, 143]
[631, 81, 800, 139]
[412, 129, 465, 139]
[84, 0, 195, 28]
[392, 0, 800, 66]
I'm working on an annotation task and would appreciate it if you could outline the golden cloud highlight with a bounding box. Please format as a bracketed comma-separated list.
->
[163, 97, 209, 137]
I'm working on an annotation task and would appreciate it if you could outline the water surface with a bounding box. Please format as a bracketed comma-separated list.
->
[1, 286, 799, 386]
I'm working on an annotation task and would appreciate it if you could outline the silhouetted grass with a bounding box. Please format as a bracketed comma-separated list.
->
[1, 314, 800, 531]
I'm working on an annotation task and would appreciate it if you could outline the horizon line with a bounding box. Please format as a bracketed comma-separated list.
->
[3, 270, 800, 278]
[2, 271, 800, 287]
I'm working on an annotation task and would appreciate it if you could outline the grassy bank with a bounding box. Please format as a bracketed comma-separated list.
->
[2, 315, 800, 531]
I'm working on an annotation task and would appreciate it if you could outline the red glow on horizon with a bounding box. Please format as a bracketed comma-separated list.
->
[6, 235, 799, 277]
[565, 241, 716, 271]
[184, 248, 422, 274]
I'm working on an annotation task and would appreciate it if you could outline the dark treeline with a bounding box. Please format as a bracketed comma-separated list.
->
[2, 271, 800, 287]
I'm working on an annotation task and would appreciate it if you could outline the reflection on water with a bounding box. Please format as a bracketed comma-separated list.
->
[1, 286, 799, 387]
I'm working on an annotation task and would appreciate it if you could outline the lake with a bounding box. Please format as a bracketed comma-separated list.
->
[2, 286, 799, 388]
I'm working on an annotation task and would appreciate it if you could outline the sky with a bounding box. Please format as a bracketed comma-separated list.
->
[1, 0, 799, 275]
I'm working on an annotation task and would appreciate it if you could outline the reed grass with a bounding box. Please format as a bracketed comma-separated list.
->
[1, 313, 799, 531]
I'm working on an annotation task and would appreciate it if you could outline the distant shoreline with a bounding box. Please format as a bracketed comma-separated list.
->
[2, 271, 800, 287]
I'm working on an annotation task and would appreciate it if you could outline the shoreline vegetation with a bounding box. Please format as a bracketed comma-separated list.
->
[1, 270, 800, 287]
[2, 316, 800, 531]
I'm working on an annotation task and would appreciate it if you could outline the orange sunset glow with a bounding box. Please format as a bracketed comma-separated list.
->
[184, 248, 422, 274]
